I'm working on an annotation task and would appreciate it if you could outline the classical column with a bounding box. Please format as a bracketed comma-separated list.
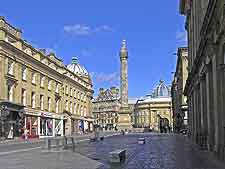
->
[118, 40, 132, 130]
[200, 74, 208, 149]
[212, 55, 219, 152]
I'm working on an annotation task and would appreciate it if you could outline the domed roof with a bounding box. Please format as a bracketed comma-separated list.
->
[151, 80, 171, 98]
[67, 57, 89, 76]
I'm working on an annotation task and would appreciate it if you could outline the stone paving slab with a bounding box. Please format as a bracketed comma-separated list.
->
[0, 150, 103, 169]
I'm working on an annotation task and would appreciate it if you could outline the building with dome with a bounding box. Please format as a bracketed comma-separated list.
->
[0, 17, 93, 139]
[130, 80, 173, 132]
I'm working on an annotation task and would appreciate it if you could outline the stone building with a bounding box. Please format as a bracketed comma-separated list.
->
[92, 87, 120, 131]
[0, 16, 93, 139]
[179, 0, 225, 157]
[171, 47, 188, 132]
[132, 80, 173, 132]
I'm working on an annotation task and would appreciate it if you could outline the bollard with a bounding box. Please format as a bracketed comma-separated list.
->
[64, 136, 68, 145]
[55, 139, 60, 151]
[45, 139, 51, 150]
[71, 137, 75, 152]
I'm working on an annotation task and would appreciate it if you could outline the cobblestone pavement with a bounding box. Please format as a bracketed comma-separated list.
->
[75, 133, 225, 169]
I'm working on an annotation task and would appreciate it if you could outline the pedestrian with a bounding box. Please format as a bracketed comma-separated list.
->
[24, 128, 29, 143]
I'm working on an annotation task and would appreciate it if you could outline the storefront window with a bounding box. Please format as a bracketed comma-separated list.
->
[40, 118, 53, 136]
[55, 119, 62, 136]
[26, 116, 38, 138]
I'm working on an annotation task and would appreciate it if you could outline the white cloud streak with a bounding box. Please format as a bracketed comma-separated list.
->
[91, 72, 119, 85]
[64, 24, 113, 36]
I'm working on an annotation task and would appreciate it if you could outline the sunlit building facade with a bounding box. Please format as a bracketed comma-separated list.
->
[92, 87, 120, 131]
[180, 0, 225, 158]
[0, 16, 93, 139]
[132, 80, 173, 132]
[171, 47, 188, 132]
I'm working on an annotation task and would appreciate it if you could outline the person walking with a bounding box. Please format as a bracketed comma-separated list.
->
[24, 128, 29, 143]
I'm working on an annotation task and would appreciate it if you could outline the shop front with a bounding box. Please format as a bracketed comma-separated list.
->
[24, 113, 39, 138]
[39, 112, 64, 138]
[78, 119, 84, 133]
[0, 101, 24, 139]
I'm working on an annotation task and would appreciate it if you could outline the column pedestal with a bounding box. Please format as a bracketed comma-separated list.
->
[118, 107, 132, 131]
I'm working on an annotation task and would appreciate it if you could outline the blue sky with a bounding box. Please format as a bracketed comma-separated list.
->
[1, 0, 186, 97]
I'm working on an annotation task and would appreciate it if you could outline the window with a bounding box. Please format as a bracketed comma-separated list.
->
[84, 107, 87, 117]
[70, 102, 72, 113]
[81, 106, 83, 116]
[66, 100, 69, 111]
[56, 99, 59, 114]
[21, 89, 26, 106]
[48, 97, 51, 112]
[80, 93, 83, 101]
[7, 84, 13, 101]
[8, 60, 14, 75]
[48, 79, 52, 90]
[32, 72, 36, 84]
[77, 104, 80, 115]
[66, 86, 69, 95]
[55, 83, 59, 93]
[40, 95, 44, 110]
[40, 75, 45, 87]
[74, 103, 76, 114]
[22, 65, 27, 80]
[31, 92, 36, 108]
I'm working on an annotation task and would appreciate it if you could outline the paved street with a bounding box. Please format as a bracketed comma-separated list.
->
[75, 133, 225, 169]
[0, 133, 225, 169]
[0, 132, 118, 155]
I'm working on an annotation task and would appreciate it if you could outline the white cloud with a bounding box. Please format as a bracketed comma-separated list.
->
[93, 72, 119, 85]
[64, 24, 113, 36]
[64, 24, 91, 36]
[95, 25, 113, 32]
[176, 31, 187, 43]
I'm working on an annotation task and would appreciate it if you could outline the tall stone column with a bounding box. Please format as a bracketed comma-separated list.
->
[118, 40, 132, 131]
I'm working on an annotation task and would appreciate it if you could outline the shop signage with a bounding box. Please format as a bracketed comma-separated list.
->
[40, 112, 53, 118]
[25, 111, 38, 116]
